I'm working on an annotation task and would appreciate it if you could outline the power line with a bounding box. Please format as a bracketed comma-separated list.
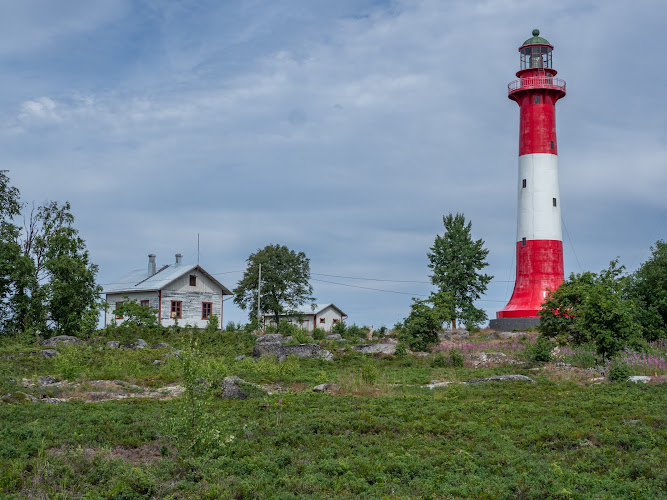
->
[311, 278, 429, 297]
[312, 272, 431, 284]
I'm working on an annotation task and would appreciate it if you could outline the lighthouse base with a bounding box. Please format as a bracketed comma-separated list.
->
[489, 316, 540, 332]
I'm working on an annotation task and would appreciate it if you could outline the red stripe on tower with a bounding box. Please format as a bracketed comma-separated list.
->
[497, 29, 566, 320]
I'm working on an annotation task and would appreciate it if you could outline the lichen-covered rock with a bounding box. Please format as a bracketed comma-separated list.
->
[151, 342, 174, 350]
[235, 355, 246, 360]
[122, 339, 148, 349]
[40, 335, 80, 347]
[313, 383, 339, 393]
[352, 344, 396, 355]
[40, 349, 58, 358]
[465, 375, 535, 384]
[627, 376, 651, 383]
[253, 342, 333, 361]
[220, 376, 249, 400]
[106, 341, 120, 349]
[37, 375, 59, 386]
[324, 334, 343, 341]
[256, 334, 286, 344]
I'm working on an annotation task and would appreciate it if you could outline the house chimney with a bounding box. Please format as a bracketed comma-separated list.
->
[148, 254, 156, 276]
[175, 253, 182, 265]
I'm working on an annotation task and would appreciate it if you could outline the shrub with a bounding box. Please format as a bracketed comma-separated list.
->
[394, 343, 407, 358]
[311, 328, 325, 340]
[225, 321, 237, 332]
[527, 336, 555, 364]
[332, 321, 346, 335]
[430, 352, 447, 368]
[608, 362, 631, 383]
[448, 347, 464, 367]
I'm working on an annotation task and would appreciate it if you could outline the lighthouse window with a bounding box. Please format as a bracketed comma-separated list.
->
[534, 96, 541, 104]
[553, 198, 557, 207]
[522, 237, 527, 247]
[522, 179, 527, 188]
[550, 141, 555, 150]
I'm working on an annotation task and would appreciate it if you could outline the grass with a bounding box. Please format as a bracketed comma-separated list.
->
[0, 329, 666, 498]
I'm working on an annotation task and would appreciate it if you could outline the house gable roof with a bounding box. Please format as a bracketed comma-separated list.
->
[103, 262, 232, 296]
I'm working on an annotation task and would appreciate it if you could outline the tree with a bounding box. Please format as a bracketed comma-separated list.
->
[626, 240, 667, 341]
[0, 171, 101, 338]
[400, 290, 454, 351]
[539, 260, 639, 359]
[427, 213, 493, 329]
[233, 244, 315, 325]
[112, 296, 160, 330]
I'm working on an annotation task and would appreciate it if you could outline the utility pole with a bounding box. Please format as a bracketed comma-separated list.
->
[257, 263, 262, 330]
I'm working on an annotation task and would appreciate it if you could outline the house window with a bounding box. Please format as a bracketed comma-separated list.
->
[140, 300, 149, 307]
[170, 301, 182, 319]
[202, 302, 212, 320]
[189, 275, 197, 286]
[553, 197, 557, 207]
[534, 96, 541, 104]
[522, 179, 527, 188]
[332, 319, 339, 325]
[115, 301, 124, 319]
[320, 318, 325, 324]
[522, 237, 527, 247]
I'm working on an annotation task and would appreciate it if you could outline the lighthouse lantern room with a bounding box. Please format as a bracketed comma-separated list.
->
[491, 30, 567, 331]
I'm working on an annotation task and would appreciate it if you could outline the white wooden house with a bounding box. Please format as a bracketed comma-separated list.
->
[103, 254, 233, 328]
[263, 304, 347, 332]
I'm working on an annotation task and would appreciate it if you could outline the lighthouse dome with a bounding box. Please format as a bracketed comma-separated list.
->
[522, 29, 551, 46]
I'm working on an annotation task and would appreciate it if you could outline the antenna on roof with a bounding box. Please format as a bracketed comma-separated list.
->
[197, 233, 200, 265]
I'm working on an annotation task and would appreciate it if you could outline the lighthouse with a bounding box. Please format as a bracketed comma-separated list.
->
[491, 29, 567, 330]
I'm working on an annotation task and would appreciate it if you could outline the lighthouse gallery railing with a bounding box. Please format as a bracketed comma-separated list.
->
[508, 76, 566, 95]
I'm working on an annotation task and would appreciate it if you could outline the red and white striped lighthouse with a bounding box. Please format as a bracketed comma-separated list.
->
[494, 29, 567, 328]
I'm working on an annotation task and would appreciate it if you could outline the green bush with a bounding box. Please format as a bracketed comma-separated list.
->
[608, 362, 631, 383]
[311, 328, 325, 340]
[430, 352, 447, 368]
[448, 347, 464, 367]
[527, 336, 555, 364]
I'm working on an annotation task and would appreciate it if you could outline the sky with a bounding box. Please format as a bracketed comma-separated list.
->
[1, 0, 666, 329]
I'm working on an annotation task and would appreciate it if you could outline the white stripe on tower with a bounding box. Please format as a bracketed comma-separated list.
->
[517, 153, 562, 242]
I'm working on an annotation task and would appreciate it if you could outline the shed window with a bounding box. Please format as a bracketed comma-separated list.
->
[140, 300, 149, 307]
[115, 301, 124, 319]
[202, 302, 212, 320]
[522, 237, 527, 247]
[189, 275, 197, 286]
[332, 319, 339, 325]
[522, 179, 527, 188]
[170, 301, 182, 319]
[320, 318, 325, 324]
[553, 197, 557, 207]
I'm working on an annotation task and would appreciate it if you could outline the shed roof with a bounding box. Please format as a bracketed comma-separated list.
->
[103, 262, 232, 295]
[263, 303, 346, 317]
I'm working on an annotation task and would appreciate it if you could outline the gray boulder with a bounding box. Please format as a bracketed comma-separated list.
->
[313, 383, 339, 393]
[37, 375, 59, 386]
[256, 334, 285, 344]
[122, 339, 148, 349]
[465, 375, 535, 384]
[324, 334, 343, 341]
[40, 349, 58, 358]
[106, 341, 120, 349]
[627, 376, 651, 383]
[40, 335, 80, 347]
[253, 342, 333, 361]
[352, 344, 397, 355]
[488, 331, 526, 340]
[235, 355, 247, 360]
[151, 342, 174, 350]
[220, 376, 249, 400]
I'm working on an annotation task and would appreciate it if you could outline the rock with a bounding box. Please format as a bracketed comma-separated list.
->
[383, 337, 399, 345]
[589, 377, 605, 384]
[422, 381, 456, 389]
[253, 342, 333, 361]
[313, 383, 339, 393]
[256, 334, 285, 344]
[235, 355, 247, 360]
[37, 375, 59, 386]
[164, 350, 181, 358]
[465, 375, 535, 384]
[489, 331, 526, 340]
[412, 351, 429, 358]
[627, 376, 651, 383]
[40, 349, 58, 358]
[152, 360, 165, 365]
[105, 341, 120, 349]
[324, 334, 343, 341]
[40, 335, 80, 347]
[122, 339, 148, 349]
[281, 344, 333, 361]
[151, 342, 174, 350]
[283, 336, 293, 344]
[352, 344, 397, 355]
[220, 376, 249, 400]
